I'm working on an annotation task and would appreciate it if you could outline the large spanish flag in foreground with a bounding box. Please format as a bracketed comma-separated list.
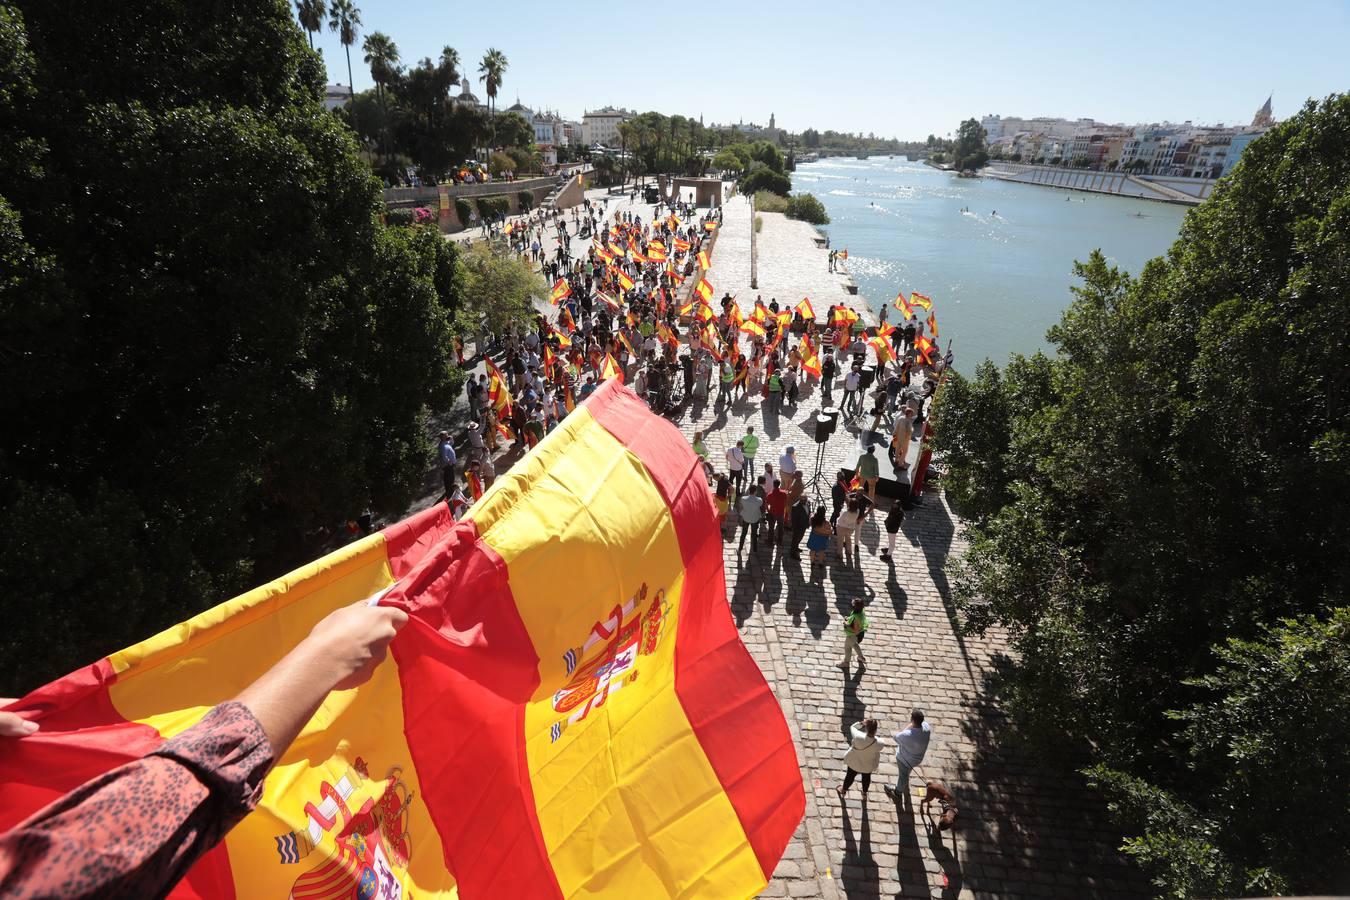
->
[0, 382, 804, 899]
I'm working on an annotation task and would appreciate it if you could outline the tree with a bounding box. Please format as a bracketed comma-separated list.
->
[478, 47, 507, 145]
[937, 95, 1350, 895]
[362, 30, 399, 162]
[951, 118, 988, 171]
[801, 127, 821, 148]
[712, 147, 743, 173]
[455, 243, 543, 338]
[494, 111, 533, 149]
[294, 0, 324, 48]
[0, 0, 465, 691]
[326, 0, 360, 89]
[740, 165, 791, 196]
[785, 193, 829, 225]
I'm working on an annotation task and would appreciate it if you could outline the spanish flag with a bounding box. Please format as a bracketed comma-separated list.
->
[550, 278, 572, 305]
[740, 319, 767, 338]
[869, 336, 895, 365]
[631, 251, 649, 265]
[486, 358, 513, 417]
[697, 250, 710, 270]
[776, 310, 793, 329]
[647, 246, 666, 262]
[704, 221, 718, 231]
[694, 279, 714, 303]
[595, 246, 615, 265]
[727, 303, 743, 326]
[564, 382, 576, 413]
[666, 263, 683, 285]
[796, 298, 816, 320]
[926, 311, 939, 339]
[0, 381, 803, 899]
[504, 223, 515, 235]
[673, 238, 691, 253]
[600, 352, 624, 383]
[915, 334, 935, 360]
[596, 291, 622, 313]
[616, 329, 637, 358]
[558, 307, 577, 334]
[608, 242, 626, 259]
[893, 291, 912, 317]
[615, 269, 636, 293]
[799, 337, 822, 378]
[647, 240, 666, 253]
[696, 302, 715, 324]
[910, 291, 932, 311]
[876, 321, 896, 338]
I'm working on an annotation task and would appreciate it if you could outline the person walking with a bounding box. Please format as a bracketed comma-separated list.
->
[857, 445, 880, 505]
[884, 709, 932, 805]
[843, 366, 862, 418]
[737, 484, 764, 553]
[880, 500, 905, 562]
[726, 440, 746, 494]
[837, 718, 882, 801]
[838, 597, 868, 673]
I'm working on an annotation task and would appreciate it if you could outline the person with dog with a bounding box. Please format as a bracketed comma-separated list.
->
[884, 708, 931, 804]
[836, 718, 882, 800]
[920, 778, 959, 832]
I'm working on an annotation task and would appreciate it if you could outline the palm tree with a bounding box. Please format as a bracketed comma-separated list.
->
[362, 31, 399, 161]
[295, 0, 324, 49]
[478, 48, 508, 146]
[327, 0, 361, 89]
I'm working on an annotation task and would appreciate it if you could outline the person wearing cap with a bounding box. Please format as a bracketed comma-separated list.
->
[437, 431, 457, 500]
[466, 421, 485, 457]
[885, 709, 932, 807]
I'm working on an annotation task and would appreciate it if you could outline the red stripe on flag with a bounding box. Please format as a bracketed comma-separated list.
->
[384, 520, 562, 900]
[583, 382, 804, 880]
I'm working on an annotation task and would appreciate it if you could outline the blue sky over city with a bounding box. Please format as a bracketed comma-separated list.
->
[308, 0, 1349, 139]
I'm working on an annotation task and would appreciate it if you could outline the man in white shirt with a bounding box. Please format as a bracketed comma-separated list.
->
[843, 366, 862, 417]
[779, 447, 799, 495]
[725, 441, 746, 493]
[884, 708, 931, 806]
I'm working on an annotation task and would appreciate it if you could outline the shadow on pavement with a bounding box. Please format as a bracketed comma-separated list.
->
[841, 801, 880, 899]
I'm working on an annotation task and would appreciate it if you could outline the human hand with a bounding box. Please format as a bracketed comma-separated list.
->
[301, 602, 410, 692]
[0, 699, 38, 738]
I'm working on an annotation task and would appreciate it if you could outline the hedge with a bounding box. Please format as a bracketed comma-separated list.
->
[454, 197, 473, 224]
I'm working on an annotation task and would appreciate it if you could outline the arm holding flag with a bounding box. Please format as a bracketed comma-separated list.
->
[0, 602, 407, 899]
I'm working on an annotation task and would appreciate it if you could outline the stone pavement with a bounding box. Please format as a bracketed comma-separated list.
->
[672, 392, 1148, 899]
[710, 195, 874, 325]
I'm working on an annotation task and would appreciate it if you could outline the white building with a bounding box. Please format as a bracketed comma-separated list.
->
[582, 106, 634, 147]
[324, 84, 352, 111]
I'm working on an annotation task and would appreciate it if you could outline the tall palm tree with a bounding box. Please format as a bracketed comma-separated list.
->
[477, 48, 508, 146]
[362, 31, 399, 161]
[327, 0, 361, 89]
[295, 0, 324, 49]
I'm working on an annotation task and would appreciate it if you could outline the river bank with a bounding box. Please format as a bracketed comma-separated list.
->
[982, 161, 1212, 205]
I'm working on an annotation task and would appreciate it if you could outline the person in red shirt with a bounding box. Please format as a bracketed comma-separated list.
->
[764, 478, 788, 546]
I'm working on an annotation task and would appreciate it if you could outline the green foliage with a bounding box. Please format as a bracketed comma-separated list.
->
[753, 190, 788, 213]
[713, 147, 745, 173]
[455, 243, 543, 336]
[740, 165, 791, 197]
[0, 0, 463, 690]
[516, 189, 532, 211]
[936, 95, 1350, 894]
[453, 196, 472, 225]
[488, 150, 515, 175]
[785, 193, 830, 225]
[475, 195, 510, 219]
[754, 216, 763, 233]
[494, 111, 534, 149]
[385, 207, 415, 226]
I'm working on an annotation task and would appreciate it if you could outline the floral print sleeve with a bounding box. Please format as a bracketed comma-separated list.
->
[0, 701, 273, 899]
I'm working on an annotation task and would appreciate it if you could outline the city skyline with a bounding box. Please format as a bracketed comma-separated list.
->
[305, 0, 1349, 140]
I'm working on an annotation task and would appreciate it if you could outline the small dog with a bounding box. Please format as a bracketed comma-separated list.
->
[920, 779, 958, 831]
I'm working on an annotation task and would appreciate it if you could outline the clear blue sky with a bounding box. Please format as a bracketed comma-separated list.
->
[306, 0, 1349, 140]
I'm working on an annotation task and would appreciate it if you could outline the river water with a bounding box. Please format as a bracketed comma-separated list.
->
[795, 157, 1189, 371]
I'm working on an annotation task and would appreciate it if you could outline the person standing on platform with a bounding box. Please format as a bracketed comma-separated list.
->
[885, 709, 932, 807]
[857, 445, 880, 505]
[891, 406, 915, 471]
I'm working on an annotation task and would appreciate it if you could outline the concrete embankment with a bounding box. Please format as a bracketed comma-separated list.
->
[983, 162, 1213, 205]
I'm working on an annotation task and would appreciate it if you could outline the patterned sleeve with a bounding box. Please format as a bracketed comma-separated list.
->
[0, 700, 273, 900]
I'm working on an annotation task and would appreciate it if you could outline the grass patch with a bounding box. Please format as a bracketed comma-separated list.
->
[754, 190, 789, 213]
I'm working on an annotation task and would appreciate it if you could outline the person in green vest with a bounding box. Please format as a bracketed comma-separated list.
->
[718, 360, 735, 405]
[766, 369, 783, 415]
[838, 597, 868, 674]
[692, 430, 712, 478]
[741, 425, 759, 480]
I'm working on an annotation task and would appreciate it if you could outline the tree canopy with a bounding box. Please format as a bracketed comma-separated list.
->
[952, 117, 988, 171]
[931, 94, 1350, 895]
[0, 0, 464, 690]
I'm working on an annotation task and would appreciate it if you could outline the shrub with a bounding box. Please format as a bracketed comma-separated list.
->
[741, 165, 791, 197]
[454, 197, 473, 225]
[754, 190, 788, 213]
[755, 216, 763, 233]
[517, 189, 533, 211]
[786, 193, 830, 225]
[385, 208, 416, 227]
[412, 206, 435, 225]
[489, 151, 516, 176]
[475, 196, 511, 219]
